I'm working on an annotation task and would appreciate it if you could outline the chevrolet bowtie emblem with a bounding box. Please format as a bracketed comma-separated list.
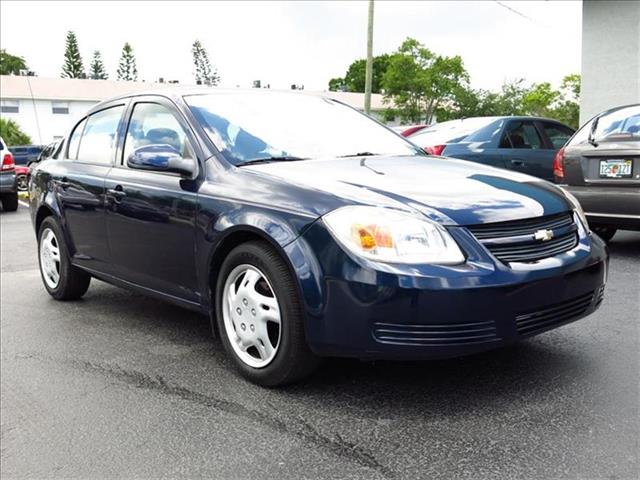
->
[534, 229, 554, 242]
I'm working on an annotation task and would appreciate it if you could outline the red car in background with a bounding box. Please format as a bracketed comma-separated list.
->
[391, 124, 429, 137]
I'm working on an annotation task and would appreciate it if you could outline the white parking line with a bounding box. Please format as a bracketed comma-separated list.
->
[18, 200, 30, 208]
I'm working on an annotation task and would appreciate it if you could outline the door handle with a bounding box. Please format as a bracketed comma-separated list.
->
[510, 159, 524, 167]
[57, 177, 71, 190]
[107, 185, 126, 201]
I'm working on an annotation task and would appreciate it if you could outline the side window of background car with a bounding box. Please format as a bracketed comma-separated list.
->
[541, 123, 574, 149]
[498, 121, 543, 149]
[122, 102, 195, 165]
[75, 106, 125, 164]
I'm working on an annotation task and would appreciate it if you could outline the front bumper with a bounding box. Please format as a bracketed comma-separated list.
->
[288, 220, 609, 360]
[564, 185, 640, 230]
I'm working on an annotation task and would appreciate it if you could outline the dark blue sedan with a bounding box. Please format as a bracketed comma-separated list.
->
[29, 90, 607, 386]
[408, 116, 575, 181]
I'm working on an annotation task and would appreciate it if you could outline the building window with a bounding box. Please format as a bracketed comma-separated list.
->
[52, 101, 69, 115]
[0, 100, 19, 113]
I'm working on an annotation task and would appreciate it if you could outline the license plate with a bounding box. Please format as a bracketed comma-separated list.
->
[599, 159, 633, 178]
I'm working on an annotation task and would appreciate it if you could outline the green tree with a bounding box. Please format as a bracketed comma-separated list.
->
[61, 31, 84, 78]
[328, 77, 345, 91]
[343, 54, 390, 93]
[89, 50, 108, 80]
[0, 118, 32, 146]
[0, 50, 27, 75]
[552, 74, 581, 128]
[117, 42, 138, 81]
[191, 40, 219, 86]
[382, 38, 469, 123]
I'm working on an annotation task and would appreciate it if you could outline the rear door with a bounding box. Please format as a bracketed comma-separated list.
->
[53, 101, 127, 273]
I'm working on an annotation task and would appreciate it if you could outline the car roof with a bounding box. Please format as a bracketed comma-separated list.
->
[84, 87, 361, 117]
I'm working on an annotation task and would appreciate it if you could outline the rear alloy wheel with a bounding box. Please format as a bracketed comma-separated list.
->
[592, 226, 617, 242]
[38, 217, 91, 300]
[216, 241, 320, 386]
[16, 174, 28, 191]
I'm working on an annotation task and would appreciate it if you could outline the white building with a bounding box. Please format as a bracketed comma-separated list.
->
[0, 75, 388, 145]
[580, 0, 640, 123]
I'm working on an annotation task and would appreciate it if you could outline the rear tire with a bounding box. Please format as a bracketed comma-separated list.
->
[1, 193, 18, 212]
[592, 226, 617, 242]
[38, 217, 91, 300]
[215, 240, 320, 386]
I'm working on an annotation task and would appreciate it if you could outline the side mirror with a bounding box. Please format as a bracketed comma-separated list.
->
[127, 144, 196, 177]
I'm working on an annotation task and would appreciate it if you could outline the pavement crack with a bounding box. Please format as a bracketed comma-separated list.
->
[21, 354, 394, 478]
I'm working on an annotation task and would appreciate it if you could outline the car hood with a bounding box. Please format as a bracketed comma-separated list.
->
[243, 155, 571, 226]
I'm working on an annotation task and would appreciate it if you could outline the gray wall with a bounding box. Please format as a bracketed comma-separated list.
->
[580, 0, 640, 124]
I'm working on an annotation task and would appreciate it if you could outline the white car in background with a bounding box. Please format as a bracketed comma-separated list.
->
[0, 136, 19, 212]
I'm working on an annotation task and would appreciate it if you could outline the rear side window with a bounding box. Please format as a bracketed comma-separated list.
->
[499, 121, 543, 149]
[67, 118, 86, 160]
[541, 123, 574, 149]
[76, 106, 125, 164]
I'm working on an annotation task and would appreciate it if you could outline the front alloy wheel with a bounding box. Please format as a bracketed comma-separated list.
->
[222, 264, 282, 368]
[16, 174, 28, 191]
[215, 241, 320, 386]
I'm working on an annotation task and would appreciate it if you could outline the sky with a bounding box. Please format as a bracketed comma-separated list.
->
[0, 1, 583, 92]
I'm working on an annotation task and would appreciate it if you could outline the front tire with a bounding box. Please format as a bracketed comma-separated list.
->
[592, 226, 617, 242]
[38, 217, 91, 300]
[215, 241, 320, 386]
[1, 193, 18, 212]
[16, 174, 28, 191]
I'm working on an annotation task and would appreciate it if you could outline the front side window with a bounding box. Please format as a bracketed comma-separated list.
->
[76, 106, 124, 164]
[123, 102, 194, 164]
[542, 123, 574, 149]
[499, 121, 542, 149]
[185, 92, 422, 165]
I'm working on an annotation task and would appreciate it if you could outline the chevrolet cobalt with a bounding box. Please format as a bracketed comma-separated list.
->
[30, 90, 608, 386]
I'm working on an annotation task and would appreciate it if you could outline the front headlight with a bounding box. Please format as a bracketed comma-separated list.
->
[323, 206, 465, 265]
[560, 188, 589, 232]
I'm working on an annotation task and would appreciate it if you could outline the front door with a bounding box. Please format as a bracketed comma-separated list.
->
[104, 98, 201, 303]
[497, 120, 552, 180]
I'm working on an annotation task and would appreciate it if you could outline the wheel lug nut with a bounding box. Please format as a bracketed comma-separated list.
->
[236, 307, 242, 315]
[243, 298, 248, 306]
[251, 309, 256, 316]
[241, 323, 246, 330]
[250, 324, 255, 332]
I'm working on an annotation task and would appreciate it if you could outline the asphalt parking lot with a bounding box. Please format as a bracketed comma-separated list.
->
[1, 203, 638, 480]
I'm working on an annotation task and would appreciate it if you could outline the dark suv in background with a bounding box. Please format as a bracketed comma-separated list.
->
[555, 104, 639, 241]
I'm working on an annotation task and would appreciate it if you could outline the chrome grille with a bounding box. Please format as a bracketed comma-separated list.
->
[467, 212, 578, 263]
[516, 291, 595, 336]
[372, 320, 499, 346]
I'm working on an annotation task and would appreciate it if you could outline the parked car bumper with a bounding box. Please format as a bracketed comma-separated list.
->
[0, 171, 17, 194]
[564, 185, 640, 230]
[288, 221, 609, 360]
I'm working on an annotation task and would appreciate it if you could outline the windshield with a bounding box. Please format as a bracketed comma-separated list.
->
[407, 117, 499, 146]
[185, 92, 422, 165]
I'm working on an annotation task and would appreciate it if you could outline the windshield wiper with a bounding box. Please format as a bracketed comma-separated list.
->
[238, 156, 308, 166]
[588, 115, 600, 147]
[338, 152, 379, 158]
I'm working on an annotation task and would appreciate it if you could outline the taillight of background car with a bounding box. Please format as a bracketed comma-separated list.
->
[424, 145, 446, 156]
[2, 152, 15, 171]
[553, 147, 565, 182]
